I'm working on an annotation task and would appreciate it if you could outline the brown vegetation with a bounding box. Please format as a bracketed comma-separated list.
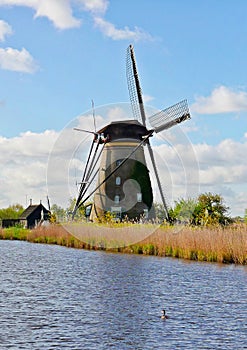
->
[0, 223, 246, 265]
[133, 224, 247, 264]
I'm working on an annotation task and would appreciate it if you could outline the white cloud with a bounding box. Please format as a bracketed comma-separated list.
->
[0, 0, 81, 29]
[0, 19, 13, 41]
[78, 0, 108, 14]
[1, 108, 246, 216]
[143, 95, 154, 103]
[93, 16, 153, 41]
[191, 85, 247, 114]
[0, 47, 38, 73]
[0, 130, 58, 208]
[195, 139, 247, 169]
[106, 105, 131, 121]
[0, 130, 57, 159]
[33, 0, 81, 29]
[0, 0, 153, 42]
[152, 136, 247, 216]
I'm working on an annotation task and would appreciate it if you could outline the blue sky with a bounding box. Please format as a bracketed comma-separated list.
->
[0, 0, 247, 216]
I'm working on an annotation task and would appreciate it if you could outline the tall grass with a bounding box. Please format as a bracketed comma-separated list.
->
[129, 224, 247, 265]
[0, 226, 85, 249]
[0, 223, 246, 265]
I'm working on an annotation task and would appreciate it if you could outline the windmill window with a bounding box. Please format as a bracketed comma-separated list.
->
[143, 209, 148, 219]
[116, 159, 122, 166]
[137, 193, 142, 202]
[114, 195, 120, 204]
[116, 176, 121, 185]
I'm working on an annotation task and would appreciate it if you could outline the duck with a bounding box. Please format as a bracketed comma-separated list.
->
[161, 309, 169, 320]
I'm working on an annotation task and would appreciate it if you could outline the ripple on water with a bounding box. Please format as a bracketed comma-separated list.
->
[0, 240, 246, 349]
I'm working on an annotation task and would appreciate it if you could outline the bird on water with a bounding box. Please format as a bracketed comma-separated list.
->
[161, 309, 169, 320]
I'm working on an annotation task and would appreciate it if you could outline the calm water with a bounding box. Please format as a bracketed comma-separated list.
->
[0, 241, 246, 349]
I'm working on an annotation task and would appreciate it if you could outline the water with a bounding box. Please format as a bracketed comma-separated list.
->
[0, 241, 246, 349]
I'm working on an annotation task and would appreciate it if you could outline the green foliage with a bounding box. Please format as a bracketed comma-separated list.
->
[51, 199, 89, 222]
[66, 198, 91, 221]
[51, 204, 66, 222]
[169, 192, 232, 227]
[154, 202, 167, 221]
[0, 204, 24, 219]
[169, 197, 197, 225]
[96, 211, 117, 224]
[193, 193, 232, 226]
[245, 209, 247, 224]
[1, 227, 29, 240]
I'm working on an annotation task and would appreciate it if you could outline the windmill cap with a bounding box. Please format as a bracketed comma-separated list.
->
[96, 120, 151, 141]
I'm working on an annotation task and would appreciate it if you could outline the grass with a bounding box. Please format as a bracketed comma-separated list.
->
[130, 224, 247, 265]
[0, 223, 246, 265]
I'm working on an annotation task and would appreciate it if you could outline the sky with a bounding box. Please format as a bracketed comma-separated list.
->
[0, 0, 247, 217]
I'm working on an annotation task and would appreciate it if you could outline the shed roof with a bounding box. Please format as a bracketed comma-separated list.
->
[19, 204, 49, 219]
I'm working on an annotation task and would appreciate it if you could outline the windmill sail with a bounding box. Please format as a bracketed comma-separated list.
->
[149, 99, 190, 133]
[146, 143, 169, 220]
[72, 137, 104, 219]
[126, 44, 171, 220]
[126, 45, 146, 126]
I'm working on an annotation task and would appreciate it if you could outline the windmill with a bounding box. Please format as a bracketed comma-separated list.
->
[72, 45, 190, 221]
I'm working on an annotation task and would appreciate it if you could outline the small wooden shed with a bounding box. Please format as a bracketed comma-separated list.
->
[19, 203, 50, 229]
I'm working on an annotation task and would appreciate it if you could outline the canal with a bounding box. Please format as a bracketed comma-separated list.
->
[0, 240, 246, 349]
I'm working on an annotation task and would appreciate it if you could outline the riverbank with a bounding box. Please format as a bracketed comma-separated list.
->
[0, 223, 246, 264]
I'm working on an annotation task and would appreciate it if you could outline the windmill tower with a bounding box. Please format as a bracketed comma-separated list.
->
[72, 45, 191, 221]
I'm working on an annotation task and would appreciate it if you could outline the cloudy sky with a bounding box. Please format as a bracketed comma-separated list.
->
[0, 0, 247, 216]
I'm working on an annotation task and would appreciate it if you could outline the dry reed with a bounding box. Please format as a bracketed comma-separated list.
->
[0, 223, 246, 265]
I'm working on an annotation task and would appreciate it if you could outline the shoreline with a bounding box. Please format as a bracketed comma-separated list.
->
[0, 223, 246, 265]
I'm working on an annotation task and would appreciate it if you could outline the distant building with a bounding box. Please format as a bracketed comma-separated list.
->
[19, 203, 50, 229]
[1, 219, 20, 228]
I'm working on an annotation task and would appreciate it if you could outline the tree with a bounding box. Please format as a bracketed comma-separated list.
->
[66, 198, 87, 221]
[192, 193, 232, 226]
[169, 198, 197, 225]
[169, 193, 232, 226]
[51, 204, 66, 222]
[0, 204, 24, 219]
[154, 202, 167, 222]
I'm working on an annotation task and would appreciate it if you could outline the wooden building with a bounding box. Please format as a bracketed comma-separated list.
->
[19, 203, 50, 229]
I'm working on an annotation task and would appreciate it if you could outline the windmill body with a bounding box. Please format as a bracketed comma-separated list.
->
[72, 45, 191, 222]
[91, 120, 155, 221]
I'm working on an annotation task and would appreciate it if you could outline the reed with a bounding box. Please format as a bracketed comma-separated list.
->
[0, 223, 246, 264]
[129, 224, 247, 264]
